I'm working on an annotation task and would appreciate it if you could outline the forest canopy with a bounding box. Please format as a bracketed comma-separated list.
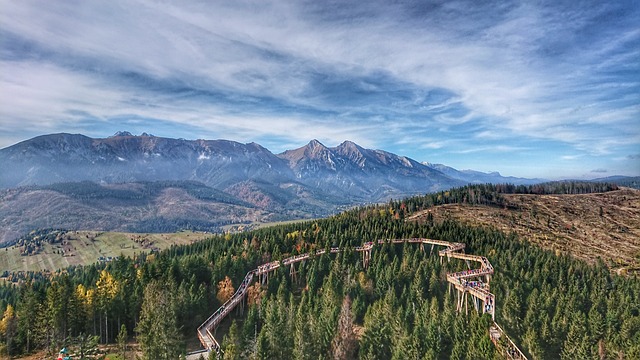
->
[0, 182, 637, 359]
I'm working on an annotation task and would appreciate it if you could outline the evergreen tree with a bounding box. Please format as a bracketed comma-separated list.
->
[116, 324, 128, 360]
[293, 297, 316, 360]
[359, 302, 392, 360]
[561, 311, 589, 360]
[136, 281, 182, 360]
[222, 320, 241, 360]
[70, 332, 100, 360]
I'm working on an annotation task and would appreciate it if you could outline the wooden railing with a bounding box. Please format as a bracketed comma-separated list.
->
[196, 238, 527, 359]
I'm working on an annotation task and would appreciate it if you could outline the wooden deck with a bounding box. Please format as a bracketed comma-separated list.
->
[196, 238, 527, 359]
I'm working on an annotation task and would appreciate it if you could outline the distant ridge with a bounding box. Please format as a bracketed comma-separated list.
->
[424, 162, 545, 185]
[0, 132, 558, 244]
[1, 132, 549, 198]
[12, 132, 636, 201]
[589, 176, 640, 189]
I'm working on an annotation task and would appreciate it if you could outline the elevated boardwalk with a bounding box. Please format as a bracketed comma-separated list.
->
[197, 237, 527, 359]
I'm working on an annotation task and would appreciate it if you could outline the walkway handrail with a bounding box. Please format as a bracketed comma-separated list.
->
[492, 322, 528, 359]
[196, 237, 526, 360]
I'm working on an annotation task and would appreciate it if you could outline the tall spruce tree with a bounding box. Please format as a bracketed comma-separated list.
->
[136, 280, 181, 360]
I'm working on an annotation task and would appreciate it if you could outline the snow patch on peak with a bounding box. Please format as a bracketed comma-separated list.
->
[324, 152, 336, 170]
[400, 157, 413, 167]
[111, 131, 133, 137]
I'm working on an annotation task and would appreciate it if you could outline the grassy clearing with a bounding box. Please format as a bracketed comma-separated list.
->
[0, 230, 211, 273]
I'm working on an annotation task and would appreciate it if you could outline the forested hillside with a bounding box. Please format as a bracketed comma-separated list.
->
[0, 184, 638, 359]
[0, 181, 270, 245]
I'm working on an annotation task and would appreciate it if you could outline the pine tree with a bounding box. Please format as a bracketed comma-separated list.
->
[523, 327, 544, 360]
[136, 281, 182, 360]
[222, 320, 241, 360]
[359, 302, 392, 360]
[116, 324, 128, 360]
[16, 283, 40, 353]
[561, 311, 588, 360]
[71, 332, 100, 360]
[293, 298, 316, 360]
[256, 329, 270, 359]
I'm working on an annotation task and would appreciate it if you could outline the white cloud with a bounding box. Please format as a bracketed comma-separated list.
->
[0, 0, 638, 177]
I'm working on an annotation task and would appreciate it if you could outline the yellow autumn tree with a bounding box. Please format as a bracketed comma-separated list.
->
[75, 284, 94, 320]
[96, 270, 119, 300]
[216, 276, 235, 304]
[0, 304, 17, 356]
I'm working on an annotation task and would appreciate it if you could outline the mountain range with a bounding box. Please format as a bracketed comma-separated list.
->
[0, 132, 549, 244]
[0, 132, 544, 192]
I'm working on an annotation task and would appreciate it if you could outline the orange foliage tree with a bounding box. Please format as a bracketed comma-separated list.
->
[246, 282, 265, 306]
[216, 276, 235, 304]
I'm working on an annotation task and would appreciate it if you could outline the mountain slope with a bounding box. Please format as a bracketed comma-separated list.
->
[1, 133, 471, 203]
[0, 132, 551, 244]
[279, 139, 463, 199]
[0, 181, 267, 245]
[0, 133, 294, 189]
[424, 163, 545, 185]
[407, 188, 640, 274]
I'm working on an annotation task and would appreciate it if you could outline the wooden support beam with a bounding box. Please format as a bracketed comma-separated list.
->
[197, 238, 527, 359]
[465, 291, 468, 315]
[290, 262, 296, 283]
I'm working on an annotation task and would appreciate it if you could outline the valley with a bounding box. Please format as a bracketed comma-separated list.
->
[0, 181, 270, 246]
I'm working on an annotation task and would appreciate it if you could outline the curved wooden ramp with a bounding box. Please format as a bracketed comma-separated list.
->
[197, 238, 527, 359]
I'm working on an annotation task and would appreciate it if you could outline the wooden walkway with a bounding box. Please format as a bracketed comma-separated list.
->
[196, 238, 527, 359]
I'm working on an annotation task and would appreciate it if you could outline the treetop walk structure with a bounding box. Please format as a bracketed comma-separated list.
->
[196, 238, 528, 359]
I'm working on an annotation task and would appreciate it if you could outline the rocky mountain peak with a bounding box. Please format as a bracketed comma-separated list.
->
[110, 131, 134, 137]
[307, 139, 323, 147]
[0, 133, 544, 209]
[335, 140, 363, 156]
[305, 139, 328, 154]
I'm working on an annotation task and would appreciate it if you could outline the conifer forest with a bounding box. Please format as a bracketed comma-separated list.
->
[0, 184, 638, 359]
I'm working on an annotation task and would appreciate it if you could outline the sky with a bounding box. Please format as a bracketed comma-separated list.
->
[0, 0, 638, 179]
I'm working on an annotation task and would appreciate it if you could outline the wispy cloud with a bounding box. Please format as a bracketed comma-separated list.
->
[452, 145, 531, 155]
[0, 0, 638, 178]
[561, 155, 583, 161]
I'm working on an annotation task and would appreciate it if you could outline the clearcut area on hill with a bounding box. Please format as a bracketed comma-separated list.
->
[408, 188, 640, 274]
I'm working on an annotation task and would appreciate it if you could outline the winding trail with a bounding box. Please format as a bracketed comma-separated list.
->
[195, 238, 528, 359]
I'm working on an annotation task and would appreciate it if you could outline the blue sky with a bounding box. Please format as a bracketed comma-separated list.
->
[1, 0, 638, 179]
